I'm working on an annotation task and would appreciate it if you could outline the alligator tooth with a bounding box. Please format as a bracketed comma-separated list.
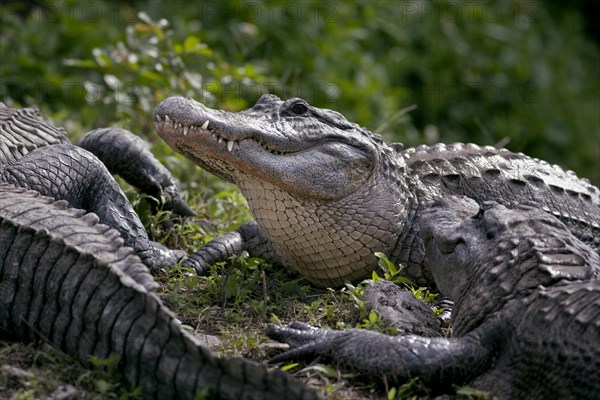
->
[212, 133, 218, 140]
[177, 123, 182, 129]
[165, 115, 171, 123]
[155, 114, 162, 122]
[218, 137, 223, 144]
[183, 126, 189, 136]
[227, 140, 234, 152]
[201, 120, 209, 130]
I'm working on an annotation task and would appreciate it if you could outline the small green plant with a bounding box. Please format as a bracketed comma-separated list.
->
[374, 252, 417, 286]
[386, 377, 427, 399]
[455, 385, 496, 399]
[77, 354, 142, 399]
[373, 252, 442, 308]
[355, 309, 385, 331]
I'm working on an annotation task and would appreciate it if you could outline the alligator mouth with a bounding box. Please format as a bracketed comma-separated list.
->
[153, 109, 325, 189]
[153, 95, 319, 157]
[155, 113, 235, 151]
[154, 96, 378, 200]
[154, 114, 327, 162]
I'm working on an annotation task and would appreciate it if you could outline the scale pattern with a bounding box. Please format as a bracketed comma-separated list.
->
[0, 183, 318, 400]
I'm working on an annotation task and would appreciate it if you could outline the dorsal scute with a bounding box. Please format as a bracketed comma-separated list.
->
[0, 104, 69, 164]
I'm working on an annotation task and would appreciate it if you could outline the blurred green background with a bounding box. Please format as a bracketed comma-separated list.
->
[1, 0, 599, 185]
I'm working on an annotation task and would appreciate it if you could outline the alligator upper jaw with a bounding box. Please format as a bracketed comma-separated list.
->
[154, 112, 236, 153]
[153, 96, 309, 154]
[153, 99, 297, 173]
[153, 97, 378, 201]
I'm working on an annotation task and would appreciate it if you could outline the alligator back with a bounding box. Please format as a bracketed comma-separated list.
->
[477, 279, 600, 399]
[403, 143, 600, 252]
[0, 103, 69, 164]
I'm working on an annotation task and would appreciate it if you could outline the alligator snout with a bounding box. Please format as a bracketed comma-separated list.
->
[154, 96, 208, 127]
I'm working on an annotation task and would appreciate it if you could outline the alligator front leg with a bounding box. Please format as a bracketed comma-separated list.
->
[267, 321, 502, 391]
[77, 127, 195, 217]
[184, 222, 281, 274]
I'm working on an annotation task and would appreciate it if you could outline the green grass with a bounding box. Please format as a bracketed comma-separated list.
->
[0, 342, 142, 399]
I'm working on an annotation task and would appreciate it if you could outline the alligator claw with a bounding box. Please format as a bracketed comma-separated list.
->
[266, 323, 341, 364]
[163, 186, 197, 217]
[136, 242, 187, 274]
[181, 231, 245, 275]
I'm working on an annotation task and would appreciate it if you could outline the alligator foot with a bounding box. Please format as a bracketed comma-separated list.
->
[135, 241, 187, 274]
[183, 222, 280, 275]
[267, 320, 491, 391]
[267, 322, 340, 364]
[181, 231, 245, 274]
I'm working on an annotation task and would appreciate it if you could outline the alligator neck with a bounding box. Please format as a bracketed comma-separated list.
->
[237, 167, 410, 288]
[387, 174, 435, 286]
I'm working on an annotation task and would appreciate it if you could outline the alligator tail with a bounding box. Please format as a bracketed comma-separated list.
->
[0, 183, 318, 400]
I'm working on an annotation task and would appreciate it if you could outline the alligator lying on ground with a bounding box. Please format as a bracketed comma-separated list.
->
[267, 198, 600, 399]
[154, 94, 600, 287]
[3, 96, 598, 398]
[154, 95, 599, 398]
[0, 104, 318, 399]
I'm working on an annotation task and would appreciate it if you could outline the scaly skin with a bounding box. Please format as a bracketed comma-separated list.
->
[0, 102, 69, 163]
[154, 95, 600, 287]
[0, 183, 318, 400]
[0, 103, 187, 270]
[77, 127, 196, 217]
[267, 198, 600, 399]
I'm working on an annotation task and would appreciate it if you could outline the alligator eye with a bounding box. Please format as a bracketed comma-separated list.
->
[290, 103, 308, 115]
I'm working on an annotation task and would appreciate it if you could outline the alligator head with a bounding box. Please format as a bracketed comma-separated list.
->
[154, 95, 411, 286]
[420, 197, 599, 334]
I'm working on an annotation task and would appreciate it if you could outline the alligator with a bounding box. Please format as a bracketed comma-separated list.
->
[153, 94, 600, 288]
[0, 104, 318, 399]
[267, 198, 600, 399]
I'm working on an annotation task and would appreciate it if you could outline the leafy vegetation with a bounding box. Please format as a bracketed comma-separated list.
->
[2, 0, 598, 184]
[0, 342, 142, 399]
[0, 1, 598, 399]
